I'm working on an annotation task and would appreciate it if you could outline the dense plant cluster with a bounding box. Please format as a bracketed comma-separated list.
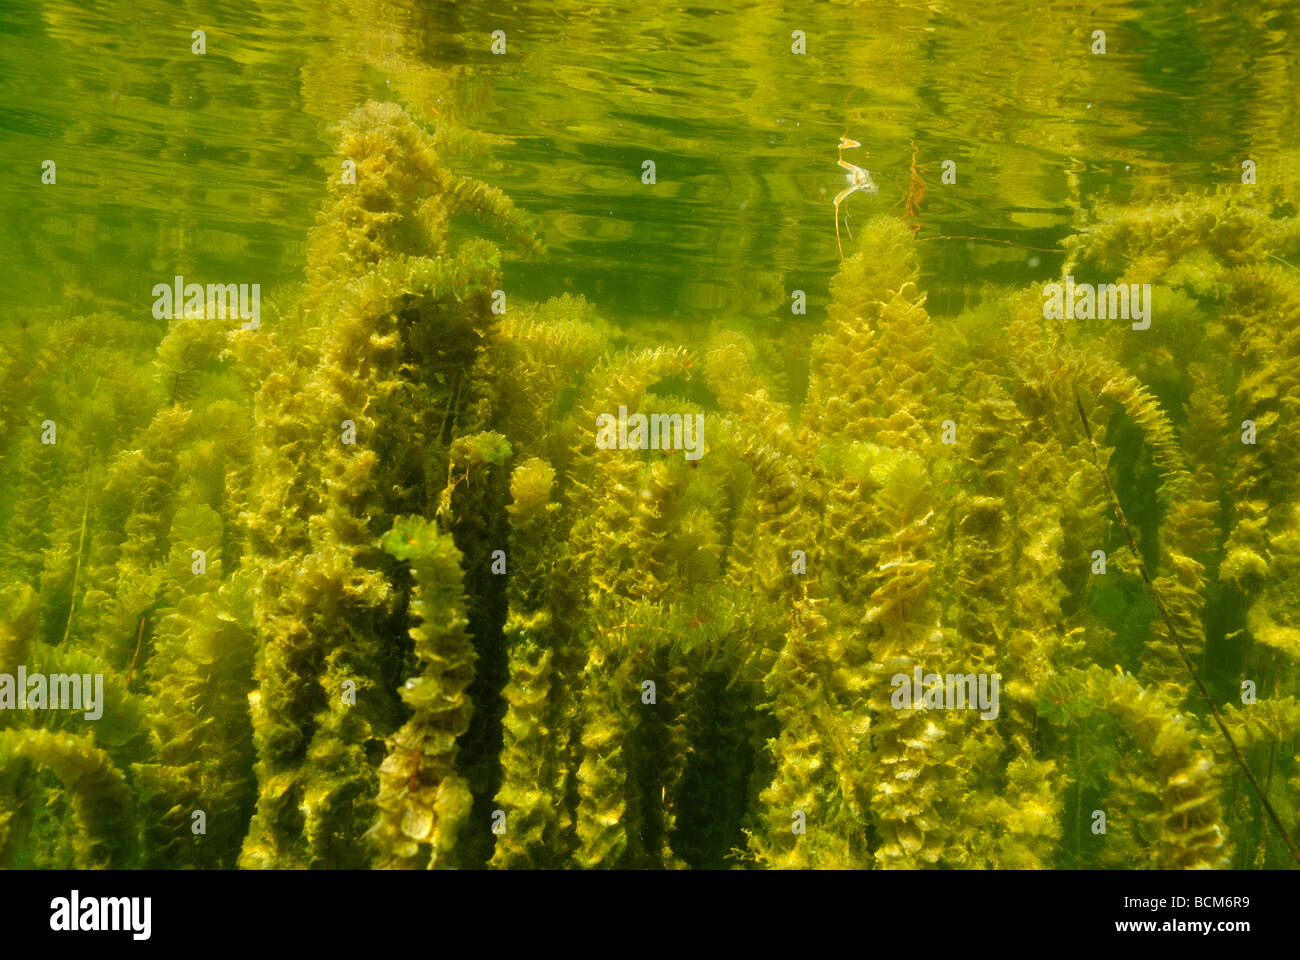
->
[1, 102, 1298, 869]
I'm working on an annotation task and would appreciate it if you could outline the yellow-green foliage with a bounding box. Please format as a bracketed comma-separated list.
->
[570, 615, 644, 868]
[0, 729, 135, 869]
[0, 584, 38, 679]
[1064, 191, 1300, 285]
[4, 99, 1300, 872]
[1052, 666, 1229, 869]
[494, 296, 607, 461]
[371, 517, 476, 869]
[491, 459, 564, 868]
[239, 101, 512, 868]
[133, 507, 255, 869]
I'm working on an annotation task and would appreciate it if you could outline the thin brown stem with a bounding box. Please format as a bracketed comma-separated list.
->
[914, 234, 1064, 253]
[61, 487, 91, 647]
[125, 615, 146, 691]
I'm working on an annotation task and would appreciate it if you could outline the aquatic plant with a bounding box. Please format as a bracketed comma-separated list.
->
[2, 101, 1298, 870]
[370, 516, 477, 869]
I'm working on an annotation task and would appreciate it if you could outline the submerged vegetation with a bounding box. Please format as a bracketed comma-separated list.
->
[1, 98, 1299, 870]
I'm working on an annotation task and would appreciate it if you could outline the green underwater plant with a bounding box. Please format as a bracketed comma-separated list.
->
[2, 101, 1299, 870]
[370, 516, 476, 869]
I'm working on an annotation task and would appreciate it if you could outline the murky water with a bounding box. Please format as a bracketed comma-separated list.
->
[6, 0, 1294, 320]
[2, 0, 1298, 871]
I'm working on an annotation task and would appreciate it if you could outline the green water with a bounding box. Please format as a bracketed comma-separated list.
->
[1, 0, 1299, 870]
[6, 0, 1295, 321]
